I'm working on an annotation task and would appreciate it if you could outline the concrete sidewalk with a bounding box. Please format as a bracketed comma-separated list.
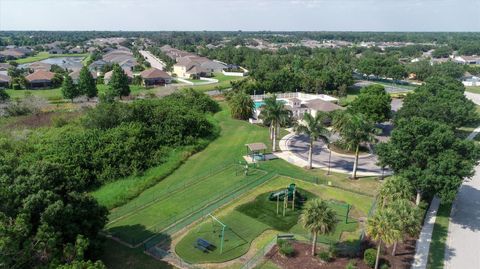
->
[411, 197, 440, 269]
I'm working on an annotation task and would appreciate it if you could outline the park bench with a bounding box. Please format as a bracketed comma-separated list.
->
[195, 238, 216, 252]
[277, 234, 295, 241]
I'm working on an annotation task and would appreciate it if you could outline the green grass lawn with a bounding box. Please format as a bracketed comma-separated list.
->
[181, 73, 245, 92]
[175, 176, 369, 264]
[15, 51, 88, 64]
[465, 86, 480, 94]
[100, 238, 174, 269]
[5, 84, 149, 102]
[427, 202, 452, 269]
[105, 164, 268, 245]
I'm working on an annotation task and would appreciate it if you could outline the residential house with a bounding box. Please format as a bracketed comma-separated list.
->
[454, 55, 480, 65]
[69, 69, 97, 84]
[68, 47, 84, 54]
[103, 69, 133, 84]
[0, 47, 33, 59]
[463, 76, 480, 87]
[25, 70, 55, 88]
[173, 55, 225, 78]
[0, 63, 11, 71]
[48, 48, 64, 54]
[0, 74, 10, 89]
[102, 50, 138, 71]
[140, 68, 172, 86]
[27, 62, 52, 72]
[88, 60, 108, 74]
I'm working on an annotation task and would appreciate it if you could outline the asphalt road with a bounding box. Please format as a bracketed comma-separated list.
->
[287, 134, 385, 175]
[140, 50, 166, 70]
[443, 92, 480, 268]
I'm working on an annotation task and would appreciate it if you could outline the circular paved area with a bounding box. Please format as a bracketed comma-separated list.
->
[286, 134, 386, 176]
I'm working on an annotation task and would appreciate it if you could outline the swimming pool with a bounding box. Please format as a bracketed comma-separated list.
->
[254, 100, 285, 109]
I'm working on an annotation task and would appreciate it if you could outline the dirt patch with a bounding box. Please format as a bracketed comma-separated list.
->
[3, 111, 82, 130]
[267, 239, 416, 269]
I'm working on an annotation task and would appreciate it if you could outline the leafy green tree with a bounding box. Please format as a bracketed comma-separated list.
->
[107, 64, 130, 99]
[300, 199, 337, 256]
[78, 66, 97, 100]
[396, 76, 477, 128]
[0, 89, 10, 102]
[294, 112, 330, 169]
[61, 74, 79, 102]
[377, 117, 479, 204]
[52, 72, 65, 88]
[349, 84, 391, 123]
[259, 95, 292, 152]
[366, 208, 401, 269]
[333, 111, 377, 179]
[227, 91, 254, 120]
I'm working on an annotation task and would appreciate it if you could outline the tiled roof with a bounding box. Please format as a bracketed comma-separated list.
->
[25, 70, 55, 82]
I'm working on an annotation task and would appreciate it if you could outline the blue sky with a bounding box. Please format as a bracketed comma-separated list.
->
[1, 0, 479, 31]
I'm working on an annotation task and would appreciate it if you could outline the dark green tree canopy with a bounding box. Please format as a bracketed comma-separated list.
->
[107, 64, 130, 98]
[227, 90, 254, 120]
[78, 66, 97, 99]
[349, 84, 391, 123]
[396, 76, 477, 128]
[376, 117, 480, 202]
[61, 74, 80, 102]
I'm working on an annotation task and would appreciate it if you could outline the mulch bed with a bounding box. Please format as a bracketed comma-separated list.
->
[266, 239, 416, 269]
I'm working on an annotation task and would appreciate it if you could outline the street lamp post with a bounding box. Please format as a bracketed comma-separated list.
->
[327, 144, 332, 176]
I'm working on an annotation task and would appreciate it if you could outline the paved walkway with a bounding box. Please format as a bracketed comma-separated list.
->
[140, 50, 166, 70]
[277, 133, 388, 176]
[411, 197, 440, 269]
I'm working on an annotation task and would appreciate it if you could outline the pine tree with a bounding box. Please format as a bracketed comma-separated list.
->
[78, 66, 97, 100]
[61, 75, 79, 102]
[108, 64, 130, 99]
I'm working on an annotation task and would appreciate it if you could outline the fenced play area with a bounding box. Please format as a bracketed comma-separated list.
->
[174, 177, 367, 264]
[105, 162, 270, 247]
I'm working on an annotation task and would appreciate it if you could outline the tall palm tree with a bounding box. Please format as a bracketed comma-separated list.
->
[389, 199, 421, 256]
[300, 199, 337, 256]
[378, 176, 415, 208]
[332, 111, 377, 179]
[366, 208, 401, 269]
[259, 95, 292, 152]
[294, 112, 330, 169]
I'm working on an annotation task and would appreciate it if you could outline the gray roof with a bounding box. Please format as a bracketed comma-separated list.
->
[246, 143, 267, 151]
[305, 99, 343, 112]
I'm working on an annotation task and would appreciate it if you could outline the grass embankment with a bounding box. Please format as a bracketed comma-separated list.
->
[175, 176, 372, 264]
[181, 73, 244, 92]
[427, 203, 452, 269]
[100, 103, 380, 265]
[100, 238, 173, 269]
[5, 84, 151, 102]
[15, 51, 88, 64]
[465, 86, 480, 94]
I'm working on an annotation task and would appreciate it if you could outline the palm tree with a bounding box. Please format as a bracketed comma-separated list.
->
[378, 177, 415, 208]
[259, 95, 292, 152]
[389, 199, 421, 256]
[227, 91, 254, 120]
[366, 208, 401, 269]
[332, 111, 377, 179]
[294, 112, 330, 169]
[300, 199, 337, 256]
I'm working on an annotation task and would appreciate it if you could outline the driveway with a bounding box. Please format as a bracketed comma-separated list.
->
[140, 50, 166, 70]
[284, 134, 386, 176]
[465, 91, 480, 105]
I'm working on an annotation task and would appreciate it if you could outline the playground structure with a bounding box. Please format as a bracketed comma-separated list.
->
[269, 183, 307, 216]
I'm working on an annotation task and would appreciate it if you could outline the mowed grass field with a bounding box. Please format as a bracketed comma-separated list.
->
[15, 51, 89, 64]
[106, 164, 268, 245]
[175, 176, 373, 264]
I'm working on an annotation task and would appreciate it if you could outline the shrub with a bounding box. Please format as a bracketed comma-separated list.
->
[318, 251, 331, 262]
[278, 240, 294, 257]
[328, 243, 338, 258]
[380, 262, 390, 269]
[346, 260, 357, 269]
[364, 248, 377, 268]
